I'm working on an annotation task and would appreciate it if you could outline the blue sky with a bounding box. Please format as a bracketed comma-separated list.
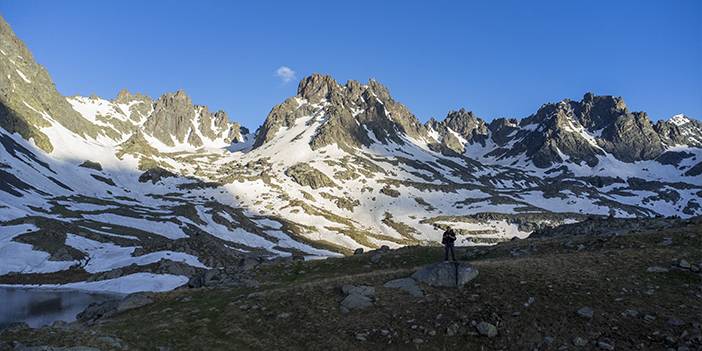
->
[2, 0, 700, 129]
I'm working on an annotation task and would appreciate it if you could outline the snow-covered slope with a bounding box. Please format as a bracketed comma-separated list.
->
[1, 15, 701, 292]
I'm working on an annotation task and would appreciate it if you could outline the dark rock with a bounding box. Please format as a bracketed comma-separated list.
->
[411, 262, 479, 288]
[475, 321, 498, 338]
[577, 307, 594, 319]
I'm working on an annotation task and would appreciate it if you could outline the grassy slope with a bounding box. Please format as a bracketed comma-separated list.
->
[1, 219, 701, 350]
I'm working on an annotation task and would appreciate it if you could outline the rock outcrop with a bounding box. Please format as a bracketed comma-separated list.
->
[142, 90, 242, 148]
[254, 74, 430, 151]
[411, 262, 479, 288]
[285, 163, 336, 189]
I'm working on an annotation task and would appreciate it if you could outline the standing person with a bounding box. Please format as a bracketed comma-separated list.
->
[442, 226, 457, 262]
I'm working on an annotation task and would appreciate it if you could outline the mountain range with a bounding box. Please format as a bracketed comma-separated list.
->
[0, 15, 700, 291]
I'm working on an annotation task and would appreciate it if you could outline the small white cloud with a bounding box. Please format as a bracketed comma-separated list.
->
[275, 66, 296, 83]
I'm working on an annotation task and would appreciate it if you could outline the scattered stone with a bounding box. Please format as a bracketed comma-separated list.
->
[413, 338, 424, 344]
[647, 266, 669, 273]
[644, 314, 656, 322]
[622, 309, 639, 318]
[353, 248, 364, 255]
[378, 245, 390, 252]
[597, 340, 615, 350]
[383, 278, 424, 297]
[524, 296, 535, 307]
[667, 318, 684, 327]
[475, 321, 498, 338]
[370, 254, 382, 264]
[678, 259, 691, 269]
[411, 262, 479, 288]
[660, 237, 673, 246]
[277, 312, 291, 319]
[572, 336, 588, 346]
[576, 307, 594, 319]
[446, 323, 461, 336]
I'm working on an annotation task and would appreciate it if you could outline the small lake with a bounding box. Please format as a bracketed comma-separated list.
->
[0, 286, 121, 329]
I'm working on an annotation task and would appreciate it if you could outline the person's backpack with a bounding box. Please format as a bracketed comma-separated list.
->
[442, 229, 456, 245]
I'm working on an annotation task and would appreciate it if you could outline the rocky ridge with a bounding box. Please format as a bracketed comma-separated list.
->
[0, 14, 701, 293]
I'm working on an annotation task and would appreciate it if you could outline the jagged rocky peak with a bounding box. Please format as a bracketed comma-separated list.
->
[443, 109, 488, 137]
[112, 89, 153, 122]
[503, 93, 666, 166]
[255, 73, 428, 151]
[142, 90, 242, 148]
[428, 108, 490, 150]
[113, 89, 151, 105]
[142, 90, 197, 146]
[578, 92, 628, 130]
[656, 114, 702, 148]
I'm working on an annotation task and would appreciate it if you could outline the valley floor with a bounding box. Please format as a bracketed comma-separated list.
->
[1, 218, 701, 350]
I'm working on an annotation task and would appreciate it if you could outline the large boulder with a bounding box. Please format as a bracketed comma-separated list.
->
[116, 293, 154, 313]
[77, 293, 154, 323]
[411, 262, 479, 288]
[339, 285, 375, 312]
[285, 163, 336, 189]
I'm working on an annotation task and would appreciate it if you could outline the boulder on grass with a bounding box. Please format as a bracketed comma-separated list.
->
[411, 262, 478, 288]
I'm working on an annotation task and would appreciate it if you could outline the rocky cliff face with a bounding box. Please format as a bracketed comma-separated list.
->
[424, 93, 686, 169]
[426, 109, 490, 154]
[656, 114, 702, 148]
[254, 74, 429, 151]
[142, 90, 243, 148]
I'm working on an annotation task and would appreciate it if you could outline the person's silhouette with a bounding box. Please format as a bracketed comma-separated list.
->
[442, 226, 457, 262]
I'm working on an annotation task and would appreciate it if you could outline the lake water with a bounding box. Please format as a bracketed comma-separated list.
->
[0, 286, 121, 329]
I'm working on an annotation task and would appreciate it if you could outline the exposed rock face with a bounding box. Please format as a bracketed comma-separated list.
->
[340, 284, 375, 312]
[253, 74, 700, 170]
[482, 93, 673, 167]
[113, 89, 153, 122]
[655, 114, 702, 147]
[596, 111, 665, 162]
[142, 91, 241, 147]
[143, 90, 197, 146]
[411, 262, 479, 288]
[0, 16, 102, 152]
[427, 109, 490, 153]
[254, 74, 429, 151]
[285, 163, 336, 189]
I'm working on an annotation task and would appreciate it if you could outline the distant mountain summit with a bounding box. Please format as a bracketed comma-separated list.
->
[0, 15, 700, 291]
[254, 74, 700, 172]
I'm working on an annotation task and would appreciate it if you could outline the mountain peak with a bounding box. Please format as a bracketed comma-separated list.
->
[296, 74, 340, 102]
[113, 89, 151, 105]
[670, 114, 691, 126]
